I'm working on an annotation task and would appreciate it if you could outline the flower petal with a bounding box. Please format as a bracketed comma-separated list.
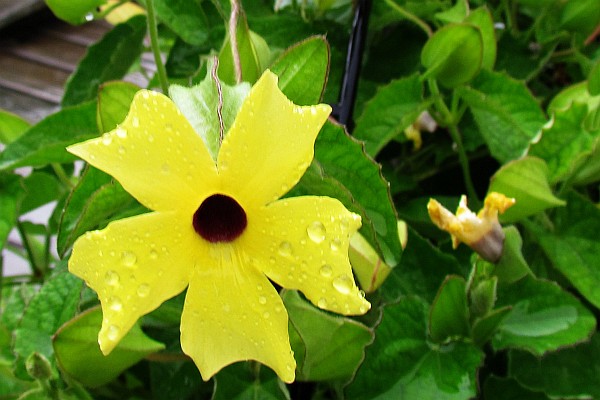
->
[67, 90, 218, 214]
[69, 211, 205, 354]
[241, 196, 370, 316]
[180, 245, 295, 383]
[217, 70, 331, 208]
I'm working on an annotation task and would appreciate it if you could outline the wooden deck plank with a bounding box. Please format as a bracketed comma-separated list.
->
[0, 0, 45, 30]
[0, 86, 56, 123]
[4, 35, 85, 72]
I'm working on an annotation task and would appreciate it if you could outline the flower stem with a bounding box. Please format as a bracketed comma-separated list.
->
[229, 0, 243, 83]
[51, 163, 74, 189]
[15, 220, 43, 278]
[384, 0, 432, 37]
[146, 0, 169, 93]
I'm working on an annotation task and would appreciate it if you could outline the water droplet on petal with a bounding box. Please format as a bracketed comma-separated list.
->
[105, 270, 120, 286]
[161, 163, 170, 174]
[318, 298, 328, 308]
[319, 264, 333, 278]
[132, 116, 140, 127]
[115, 127, 127, 138]
[258, 296, 267, 305]
[278, 241, 293, 257]
[333, 275, 353, 295]
[307, 221, 326, 243]
[263, 311, 270, 319]
[107, 325, 120, 341]
[330, 238, 342, 251]
[149, 250, 158, 260]
[121, 251, 137, 268]
[137, 284, 150, 297]
[108, 297, 123, 311]
[101, 133, 112, 145]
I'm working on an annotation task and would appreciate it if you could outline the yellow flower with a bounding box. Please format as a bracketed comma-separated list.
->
[66, 71, 370, 383]
[427, 192, 515, 262]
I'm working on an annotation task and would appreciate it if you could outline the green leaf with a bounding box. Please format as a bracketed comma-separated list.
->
[464, 7, 497, 70]
[0, 110, 30, 145]
[150, 361, 210, 400]
[97, 81, 140, 133]
[492, 276, 596, 355]
[169, 59, 251, 161]
[0, 101, 98, 171]
[0, 174, 22, 250]
[53, 306, 165, 388]
[472, 306, 512, 347]
[380, 227, 464, 303]
[13, 272, 83, 380]
[434, 0, 468, 23]
[45, 0, 107, 25]
[353, 74, 429, 157]
[429, 275, 470, 342]
[62, 15, 147, 107]
[212, 363, 290, 400]
[153, 0, 209, 45]
[269, 36, 330, 106]
[509, 333, 600, 399]
[57, 166, 138, 257]
[527, 191, 600, 309]
[489, 157, 565, 222]
[459, 70, 546, 163]
[589, 61, 600, 96]
[292, 121, 403, 267]
[346, 297, 483, 400]
[283, 290, 372, 382]
[421, 23, 483, 88]
[529, 101, 600, 183]
[20, 172, 62, 215]
[483, 376, 550, 400]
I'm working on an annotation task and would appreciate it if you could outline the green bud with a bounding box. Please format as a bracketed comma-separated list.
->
[25, 352, 53, 381]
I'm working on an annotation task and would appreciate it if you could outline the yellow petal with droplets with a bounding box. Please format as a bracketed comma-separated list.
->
[240, 196, 370, 316]
[69, 211, 207, 354]
[67, 90, 218, 214]
[217, 70, 331, 209]
[180, 246, 295, 383]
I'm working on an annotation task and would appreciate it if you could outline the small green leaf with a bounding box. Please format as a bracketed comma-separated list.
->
[353, 74, 429, 157]
[20, 172, 62, 215]
[429, 275, 470, 342]
[97, 81, 140, 133]
[169, 59, 251, 161]
[421, 23, 483, 88]
[464, 7, 497, 70]
[527, 191, 600, 309]
[292, 121, 403, 267]
[469, 276, 497, 320]
[13, 272, 83, 380]
[380, 227, 464, 304]
[559, 0, 600, 35]
[460, 70, 546, 163]
[472, 306, 512, 347]
[346, 297, 483, 400]
[53, 306, 165, 388]
[62, 15, 146, 107]
[0, 174, 22, 250]
[45, 0, 107, 24]
[493, 276, 596, 355]
[489, 157, 565, 222]
[530, 101, 600, 183]
[0, 101, 98, 171]
[269, 36, 330, 105]
[153, 0, 209, 45]
[588, 61, 600, 96]
[57, 166, 138, 257]
[435, 0, 468, 23]
[0, 110, 30, 145]
[283, 290, 372, 382]
[509, 333, 600, 399]
[212, 363, 290, 400]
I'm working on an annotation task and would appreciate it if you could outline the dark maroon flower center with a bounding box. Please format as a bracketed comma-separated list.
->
[193, 194, 247, 243]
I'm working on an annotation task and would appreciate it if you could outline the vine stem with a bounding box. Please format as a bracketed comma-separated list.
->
[229, 0, 243, 84]
[384, 0, 432, 37]
[15, 220, 43, 278]
[146, 0, 169, 94]
[51, 163, 74, 189]
[428, 79, 479, 204]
